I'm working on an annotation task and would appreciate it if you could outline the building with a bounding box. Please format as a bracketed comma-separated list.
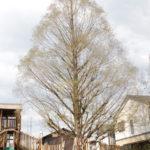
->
[38, 95, 150, 149]
[42, 128, 74, 150]
[42, 129, 117, 150]
[113, 95, 150, 149]
[0, 103, 21, 150]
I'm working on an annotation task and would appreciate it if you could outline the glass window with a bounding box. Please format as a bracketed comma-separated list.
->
[130, 120, 134, 134]
[6, 133, 14, 148]
[117, 121, 125, 132]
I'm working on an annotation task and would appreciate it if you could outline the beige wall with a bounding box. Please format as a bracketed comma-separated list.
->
[116, 99, 150, 145]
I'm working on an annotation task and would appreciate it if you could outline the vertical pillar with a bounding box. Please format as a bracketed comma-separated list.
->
[17, 110, 21, 131]
[0, 110, 2, 131]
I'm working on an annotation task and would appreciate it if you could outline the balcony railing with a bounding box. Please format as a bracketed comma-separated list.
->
[1, 117, 17, 130]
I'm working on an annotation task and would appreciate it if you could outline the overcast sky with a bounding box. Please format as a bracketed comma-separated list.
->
[0, 0, 149, 136]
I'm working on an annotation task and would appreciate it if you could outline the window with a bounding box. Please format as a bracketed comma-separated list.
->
[108, 131, 116, 145]
[90, 141, 97, 150]
[117, 121, 125, 132]
[6, 133, 14, 148]
[2, 117, 16, 129]
[8, 117, 16, 129]
[130, 120, 134, 134]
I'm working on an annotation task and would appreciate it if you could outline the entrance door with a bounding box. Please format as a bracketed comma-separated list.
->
[5, 133, 14, 150]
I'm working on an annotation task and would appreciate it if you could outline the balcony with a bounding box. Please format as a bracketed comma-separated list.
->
[1, 117, 17, 130]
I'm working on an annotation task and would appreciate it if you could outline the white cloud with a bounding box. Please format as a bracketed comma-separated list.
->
[0, 0, 52, 101]
[0, 0, 51, 12]
[0, 0, 52, 135]
[98, 0, 150, 70]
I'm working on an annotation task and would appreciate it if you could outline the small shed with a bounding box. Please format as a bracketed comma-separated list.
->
[42, 129, 74, 150]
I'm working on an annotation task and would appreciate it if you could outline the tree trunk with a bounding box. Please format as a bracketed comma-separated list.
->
[74, 137, 86, 150]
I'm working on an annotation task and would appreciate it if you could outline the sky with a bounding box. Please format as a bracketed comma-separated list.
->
[0, 0, 149, 137]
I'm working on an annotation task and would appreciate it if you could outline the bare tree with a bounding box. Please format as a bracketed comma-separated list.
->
[148, 56, 150, 93]
[148, 56, 150, 84]
[17, 0, 137, 149]
[139, 56, 150, 93]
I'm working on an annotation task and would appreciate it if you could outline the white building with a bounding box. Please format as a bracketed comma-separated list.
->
[113, 95, 150, 147]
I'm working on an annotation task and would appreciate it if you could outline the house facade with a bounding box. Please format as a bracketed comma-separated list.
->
[114, 95, 150, 148]
[0, 103, 22, 150]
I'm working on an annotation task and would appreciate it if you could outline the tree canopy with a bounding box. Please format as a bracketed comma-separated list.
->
[17, 0, 137, 143]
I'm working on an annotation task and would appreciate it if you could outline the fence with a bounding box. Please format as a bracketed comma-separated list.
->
[19, 132, 40, 150]
[42, 144, 65, 150]
[42, 142, 120, 150]
[19, 133, 121, 150]
[72, 138, 121, 150]
[99, 143, 120, 150]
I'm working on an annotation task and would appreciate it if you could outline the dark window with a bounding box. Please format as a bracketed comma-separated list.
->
[2, 117, 16, 129]
[130, 120, 134, 134]
[108, 131, 116, 145]
[2, 117, 7, 129]
[117, 121, 125, 132]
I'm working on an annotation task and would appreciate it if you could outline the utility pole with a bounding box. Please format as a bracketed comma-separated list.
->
[30, 117, 32, 150]
[30, 117, 32, 135]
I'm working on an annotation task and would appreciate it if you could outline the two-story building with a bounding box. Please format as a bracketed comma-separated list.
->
[116, 95, 150, 145]
[0, 103, 21, 150]
[105, 95, 150, 149]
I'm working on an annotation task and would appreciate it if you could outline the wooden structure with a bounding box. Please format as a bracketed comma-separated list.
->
[0, 103, 121, 150]
[19, 132, 40, 150]
[0, 103, 21, 150]
[42, 129, 120, 150]
[42, 129, 74, 150]
[42, 139, 121, 150]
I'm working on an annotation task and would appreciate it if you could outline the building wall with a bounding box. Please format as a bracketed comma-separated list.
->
[116, 99, 150, 141]
[102, 99, 150, 145]
[42, 134, 74, 150]
[121, 141, 150, 150]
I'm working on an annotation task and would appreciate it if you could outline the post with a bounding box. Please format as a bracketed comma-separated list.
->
[0, 110, 1, 131]
[61, 138, 65, 150]
[41, 138, 43, 150]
